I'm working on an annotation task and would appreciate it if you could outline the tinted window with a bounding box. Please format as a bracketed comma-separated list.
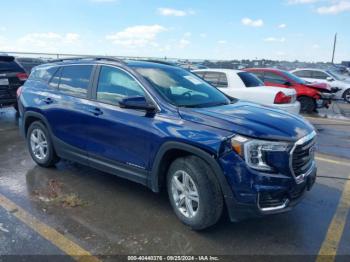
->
[97, 66, 145, 104]
[49, 67, 62, 89]
[0, 56, 24, 73]
[30, 66, 58, 83]
[250, 71, 264, 81]
[264, 72, 287, 85]
[237, 72, 264, 87]
[59, 65, 93, 98]
[312, 71, 328, 80]
[202, 72, 228, 88]
[194, 72, 205, 78]
[134, 66, 230, 108]
[293, 70, 312, 78]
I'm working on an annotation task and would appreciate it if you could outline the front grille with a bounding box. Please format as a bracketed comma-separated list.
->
[291, 134, 316, 178]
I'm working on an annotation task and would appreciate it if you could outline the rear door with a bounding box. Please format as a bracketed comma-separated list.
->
[0, 56, 27, 104]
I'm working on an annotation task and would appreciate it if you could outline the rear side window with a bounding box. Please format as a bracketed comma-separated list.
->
[30, 67, 58, 83]
[294, 70, 312, 78]
[311, 71, 328, 80]
[49, 67, 62, 89]
[264, 72, 287, 85]
[59, 65, 93, 98]
[237, 72, 264, 87]
[202, 72, 228, 88]
[250, 71, 264, 81]
[0, 56, 24, 73]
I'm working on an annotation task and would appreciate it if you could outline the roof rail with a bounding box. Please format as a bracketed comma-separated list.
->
[132, 59, 177, 66]
[49, 56, 126, 64]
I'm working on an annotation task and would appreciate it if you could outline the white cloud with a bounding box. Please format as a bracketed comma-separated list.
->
[264, 37, 286, 43]
[158, 8, 195, 17]
[0, 26, 6, 32]
[241, 18, 264, 27]
[184, 32, 192, 37]
[317, 1, 350, 14]
[106, 25, 167, 48]
[18, 32, 81, 47]
[217, 40, 228, 44]
[287, 0, 320, 4]
[199, 33, 207, 38]
[179, 38, 190, 48]
[278, 23, 287, 29]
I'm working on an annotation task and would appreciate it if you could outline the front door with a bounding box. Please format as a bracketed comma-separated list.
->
[85, 65, 157, 175]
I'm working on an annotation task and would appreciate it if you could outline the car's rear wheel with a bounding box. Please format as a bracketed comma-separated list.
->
[167, 156, 223, 230]
[27, 121, 59, 167]
[343, 89, 350, 103]
[298, 96, 316, 113]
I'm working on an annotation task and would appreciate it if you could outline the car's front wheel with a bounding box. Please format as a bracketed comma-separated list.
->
[27, 121, 59, 167]
[298, 96, 316, 113]
[343, 89, 350, 103]
[167, 156, 223, 230]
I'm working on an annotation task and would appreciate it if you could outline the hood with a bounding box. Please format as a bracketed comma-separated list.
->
[305, 82, 332, 92]
[179, 101, 314, 142]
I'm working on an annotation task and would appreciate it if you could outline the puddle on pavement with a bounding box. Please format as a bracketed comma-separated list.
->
[26, 169, 86, 208]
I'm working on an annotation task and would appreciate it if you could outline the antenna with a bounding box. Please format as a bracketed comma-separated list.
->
[331, 33, 337, 64]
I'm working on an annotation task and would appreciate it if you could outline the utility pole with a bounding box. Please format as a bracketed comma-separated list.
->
[331, 33, 337, 64]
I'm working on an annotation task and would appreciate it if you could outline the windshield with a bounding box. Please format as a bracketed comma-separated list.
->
[326, 70, 343, 81]
[282, 71, 307, 84]
[134, 66, 231, 108]
[237, 72, 264, 87]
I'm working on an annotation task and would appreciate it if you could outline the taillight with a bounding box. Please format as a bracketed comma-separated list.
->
[16, 86, 23, 98]
[274, 92, 292, 104]
[16, 73, 28, 81]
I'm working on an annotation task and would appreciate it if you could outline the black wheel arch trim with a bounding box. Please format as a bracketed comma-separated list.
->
[149, 141, 239, 221]
[23, 111, 53, 137]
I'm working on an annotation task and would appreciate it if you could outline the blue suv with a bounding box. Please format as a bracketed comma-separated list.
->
[18, 57, 317, 230]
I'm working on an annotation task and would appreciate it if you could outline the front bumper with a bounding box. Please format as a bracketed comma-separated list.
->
[218, 152, 317, 222]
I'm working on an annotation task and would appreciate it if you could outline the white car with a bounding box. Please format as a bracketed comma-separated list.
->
[192, 69, 300, 114]
[291, 68, 350, 103]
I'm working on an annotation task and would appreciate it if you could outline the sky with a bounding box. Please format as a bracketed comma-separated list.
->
[0, 0, 349, 62]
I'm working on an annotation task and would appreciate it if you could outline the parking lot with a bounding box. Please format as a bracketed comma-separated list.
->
[0, 101, 349, 261]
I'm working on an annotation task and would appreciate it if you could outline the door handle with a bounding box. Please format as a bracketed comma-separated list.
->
[42, 97, 54, 104]
[88, 107, 103, 116]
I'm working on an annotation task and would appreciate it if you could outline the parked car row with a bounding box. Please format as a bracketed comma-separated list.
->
[291, 68, 350, 103]
[17, 57, 317, 230]
[0, 55, 45, 110]
[192, 69, 300, 114]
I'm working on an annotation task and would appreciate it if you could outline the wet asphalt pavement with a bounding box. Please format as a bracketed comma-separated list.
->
[0, 102, 350, 260]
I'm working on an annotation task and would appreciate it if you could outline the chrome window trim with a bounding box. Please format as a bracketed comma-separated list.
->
[289, 130, 317, 184]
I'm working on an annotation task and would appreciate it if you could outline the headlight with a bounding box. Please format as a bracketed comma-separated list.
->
[231, 135, 291, 171]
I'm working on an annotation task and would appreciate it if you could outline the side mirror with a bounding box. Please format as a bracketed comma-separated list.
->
[326, 77, 334, 82]
[119, 96, 156, 112]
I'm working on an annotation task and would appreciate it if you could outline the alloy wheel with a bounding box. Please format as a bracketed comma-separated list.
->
[171, 170, 200, 218]
[30, 128, 48, 160]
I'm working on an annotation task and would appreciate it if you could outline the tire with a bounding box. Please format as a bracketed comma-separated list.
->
[343, 89, 350, 103]
[13, 103, 18, 112]
[27, 121, 59, 167]
[298, 96, 316, 113]
[167, 156, 223, 230]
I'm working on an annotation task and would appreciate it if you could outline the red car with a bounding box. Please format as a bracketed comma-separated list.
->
[245, 68, 332, 113]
